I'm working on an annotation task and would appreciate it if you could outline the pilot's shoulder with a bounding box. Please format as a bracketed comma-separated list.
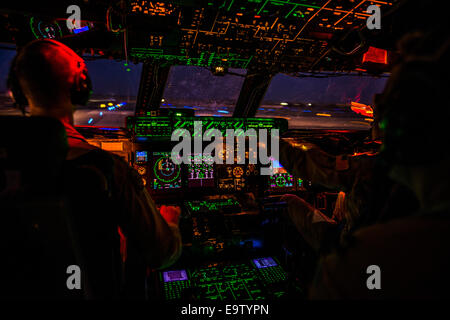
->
[107, 153, 144, 190]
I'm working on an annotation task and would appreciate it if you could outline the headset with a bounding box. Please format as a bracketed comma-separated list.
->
[7, 39, 92, 113]
[377, 41, 450, 166]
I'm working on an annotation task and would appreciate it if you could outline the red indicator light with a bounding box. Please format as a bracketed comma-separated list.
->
[362, 46, 388, 64]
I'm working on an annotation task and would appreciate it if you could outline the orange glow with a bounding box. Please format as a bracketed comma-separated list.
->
[352, 151, 378, 157]
[351, 101, 374, 118]
[316, 113, 332, 117]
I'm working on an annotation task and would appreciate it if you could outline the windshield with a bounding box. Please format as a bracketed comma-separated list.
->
[161, 66, 246, 117]
[0, 48, 17, 114]
[1, 47, 387, 131]
[257, 73, 388, 130]
[75, 59, 141, 127]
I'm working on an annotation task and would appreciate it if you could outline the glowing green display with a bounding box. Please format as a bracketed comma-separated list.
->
[130, 48, 254, 69]
[160, 257, 288, 300]
[128, 116, 288, 139]
[185, 198, 241, 213]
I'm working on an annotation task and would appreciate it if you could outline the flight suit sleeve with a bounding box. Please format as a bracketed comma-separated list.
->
[278, 138, 361, 192]
[112, 157, 182, 269]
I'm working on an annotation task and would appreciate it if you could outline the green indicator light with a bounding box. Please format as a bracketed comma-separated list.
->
[227, 0, 235, 11]
[257, 0, 269, 15]
[285, 4, 298, 19]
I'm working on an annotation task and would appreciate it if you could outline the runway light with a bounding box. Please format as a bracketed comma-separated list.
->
[316, 113, 332, 117]
[88, 118, 93, 124]
[100, 103, 106, 108]
[280, 102, 288, 106]
[108, 102, 114, 106]
[212, 66, 227, 76]
[307, 103, 312, 106]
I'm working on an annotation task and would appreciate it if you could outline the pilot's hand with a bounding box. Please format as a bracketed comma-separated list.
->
[160, 205, 181, 226]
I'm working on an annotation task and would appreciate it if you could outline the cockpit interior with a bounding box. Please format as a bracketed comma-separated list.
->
[0, 0, 444, 303]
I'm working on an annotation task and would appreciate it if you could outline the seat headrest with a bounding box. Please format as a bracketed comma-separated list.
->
[0, 116, 69, 194]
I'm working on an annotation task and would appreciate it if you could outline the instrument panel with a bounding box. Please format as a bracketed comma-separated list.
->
[134, 149, 305, 195]
[126, 0, 394, 73]
[160, 257, 289, 301]
[129, 115, 296, 194]
[127, 116, 288, 140]
[76, 117, 340, 301]
[134, 150, 259, 193]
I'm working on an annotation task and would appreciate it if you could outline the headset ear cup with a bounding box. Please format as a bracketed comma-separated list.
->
[70, 68, 92, 106]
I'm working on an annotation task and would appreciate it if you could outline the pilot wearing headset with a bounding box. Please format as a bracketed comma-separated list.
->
[276, 100, 416, 254]
[310, 33, 450, 299]
[7, 39, 182, 295]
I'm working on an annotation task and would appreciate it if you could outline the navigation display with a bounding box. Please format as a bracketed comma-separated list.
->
[163, 270, 188, 282]
[268, 159, 294, 189]
[252, 257, 278, 269]
[150, 152, 182, 190]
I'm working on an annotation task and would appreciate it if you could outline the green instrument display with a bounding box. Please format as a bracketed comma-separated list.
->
[160, 257, 287, 300]
[127, 116, 288, 140]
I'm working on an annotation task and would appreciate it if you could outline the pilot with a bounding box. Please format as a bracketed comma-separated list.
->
[276, 36, 423, 253]
[7, 39, 182, 295]
[309, 33, 450, 299]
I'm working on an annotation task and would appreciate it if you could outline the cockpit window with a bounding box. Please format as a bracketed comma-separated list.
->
[74, 59, 142, 127]
[161, 66, 246, 117]
[0, 48, 17, 113]
[257, 73, 388, 130]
